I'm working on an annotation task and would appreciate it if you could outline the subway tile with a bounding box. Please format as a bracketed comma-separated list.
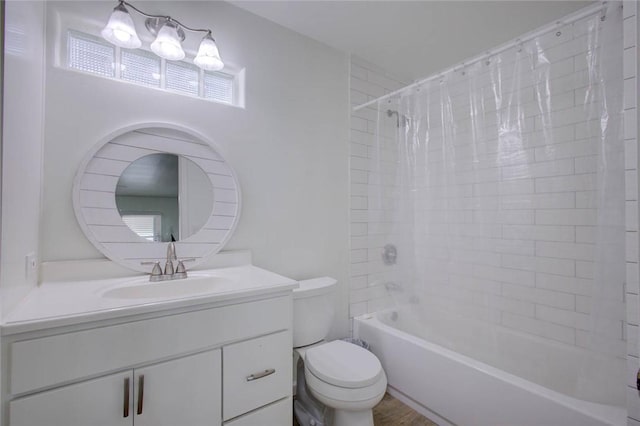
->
[349, 301, 368, 318]
[473, 264, 535, 287]
[628, 356, 639, 388]
[624, 0, 637, 19]
[350, 249, 368, 264]
[625, 47, 637, 79]
[629, 324, 639, 357]
[625, 79, 638, 110]
[627, 294, 639, 326]
[500, 192, 575, 210]
[350, 63, 367, 80]
[574, 155, 597, 174]
[576, 260, 594, 279]
[350, 76, 385, 98]
[350, 88, 368, 105]
[502, 282, 575, 310]
[575, 226, 596, 244]
[626, 109, 638, 140]
[502, 312, 575, 344]
[536, 241, 594, 261]
[536, 305, 589, 330]
[534, 139, 597, 162]
[626, 139, 638, 170]
[502, 224, 575, 242]
[351, 116, 368, 132]
[629, 231, 640, 263]
[501, 158, 574, 180]
[628, 170, 639, 201]
[536, 272, 593, 296]
[536, 209, 596, 226]
[535, 173, 596, 193]
[501, 254, 574, 276]
[351, 169, 368, 184]
[629, 262, 640, 295]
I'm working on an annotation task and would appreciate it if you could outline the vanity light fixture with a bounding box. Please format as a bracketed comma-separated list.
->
[102, 0, 224, 70]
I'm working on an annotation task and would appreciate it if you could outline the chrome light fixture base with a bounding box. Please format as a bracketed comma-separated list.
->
[144, 17, 186, 42]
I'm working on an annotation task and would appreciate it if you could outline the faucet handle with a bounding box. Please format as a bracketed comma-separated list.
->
[141, 261, 163, 281]
[174, 258, 196, 279]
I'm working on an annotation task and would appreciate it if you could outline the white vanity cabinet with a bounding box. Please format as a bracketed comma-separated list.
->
[10, 350, 222, 426]
[2, 292, 294, 426]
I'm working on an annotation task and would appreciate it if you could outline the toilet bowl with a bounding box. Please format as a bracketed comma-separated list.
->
[293, 278, 387, 426]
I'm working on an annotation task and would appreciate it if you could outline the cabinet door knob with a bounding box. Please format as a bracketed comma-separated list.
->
[123, 377, 130, 418]
[246, 368, 276, 382]
[137, 375, 145, 415]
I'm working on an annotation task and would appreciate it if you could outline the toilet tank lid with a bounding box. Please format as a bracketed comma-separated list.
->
[293, 277, 337, 299]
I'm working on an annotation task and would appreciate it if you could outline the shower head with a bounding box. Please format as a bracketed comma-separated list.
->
[386, 109, 408, 128]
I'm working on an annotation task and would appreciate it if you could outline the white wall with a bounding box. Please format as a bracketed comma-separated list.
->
[1, 1, 45, 316]
[32, 1, 350, 337]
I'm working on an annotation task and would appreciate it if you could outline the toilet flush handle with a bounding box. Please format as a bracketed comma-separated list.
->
[246, 368, 276, 382]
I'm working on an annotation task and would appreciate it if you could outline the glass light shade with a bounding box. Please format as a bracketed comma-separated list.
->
[150, 21, 185, 61]
[194, 34, 224, 71]
[101, 4, 141, 49]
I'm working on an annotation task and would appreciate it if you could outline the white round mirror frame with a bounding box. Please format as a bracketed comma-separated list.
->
[72, 123, 242, 273]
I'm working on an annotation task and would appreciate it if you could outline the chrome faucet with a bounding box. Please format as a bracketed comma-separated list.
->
[142, 242, 194, 282]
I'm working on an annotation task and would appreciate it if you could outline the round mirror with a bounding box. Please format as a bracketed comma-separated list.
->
[73, 126, 241, 273]
[115, 153, 213, 242]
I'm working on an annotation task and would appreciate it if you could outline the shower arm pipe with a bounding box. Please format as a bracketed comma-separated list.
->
[353, 1, 609, 112]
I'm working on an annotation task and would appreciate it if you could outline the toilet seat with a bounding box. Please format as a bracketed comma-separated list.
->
[304, 340, 384, 388]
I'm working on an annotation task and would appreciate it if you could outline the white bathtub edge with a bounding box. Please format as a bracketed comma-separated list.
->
[355, 314, 627, 426]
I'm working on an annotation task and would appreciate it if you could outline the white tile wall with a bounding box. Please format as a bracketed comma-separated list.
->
[624, 1, 640, 424]
[349, 56, 407, 329]
[350, 7, 639, 420]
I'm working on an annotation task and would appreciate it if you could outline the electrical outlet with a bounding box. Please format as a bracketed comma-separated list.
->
[25, 252, 37, 281]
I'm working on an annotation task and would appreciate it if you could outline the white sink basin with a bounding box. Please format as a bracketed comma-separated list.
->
[102, 276, 230, 300]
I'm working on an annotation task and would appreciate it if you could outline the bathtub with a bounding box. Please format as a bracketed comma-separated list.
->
[354, 308, 627, 426]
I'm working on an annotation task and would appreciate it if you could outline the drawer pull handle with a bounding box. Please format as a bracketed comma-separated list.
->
[123, 377, 130, 418]
[137, 375, 145, 415]
[246, 368, 276, 382]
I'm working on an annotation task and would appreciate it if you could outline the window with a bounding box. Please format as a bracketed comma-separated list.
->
[68, 31, 115, 77]
[204, 72, 234, 104]
[122, 214, 162, 242]
[121, 49, 160, 88]
[66, 30, 241, 106]
[166, 61, 199, 96]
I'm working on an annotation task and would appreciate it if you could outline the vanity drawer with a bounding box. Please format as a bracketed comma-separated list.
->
[10, 295, 291, 395]
[222, 331, 291, 420]
[224, 397, 292, 426]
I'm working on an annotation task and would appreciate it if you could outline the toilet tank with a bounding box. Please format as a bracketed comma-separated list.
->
[293, 277, 337, 348]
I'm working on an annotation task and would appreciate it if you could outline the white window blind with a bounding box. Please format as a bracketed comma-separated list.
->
[68, 31, 115, 77]
[204, 72, 233, 104]
[121, 49, 161, 87]
[122, 215, 161, 241]
[166, 62, 199, 96]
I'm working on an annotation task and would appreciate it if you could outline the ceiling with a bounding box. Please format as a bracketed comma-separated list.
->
[229, 1, 594, 82]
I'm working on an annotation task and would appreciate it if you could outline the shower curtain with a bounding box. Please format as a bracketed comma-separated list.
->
[367, 3, 625, 406]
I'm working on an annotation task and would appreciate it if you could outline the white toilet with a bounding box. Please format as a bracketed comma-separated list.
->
[293, 277, 387, 426]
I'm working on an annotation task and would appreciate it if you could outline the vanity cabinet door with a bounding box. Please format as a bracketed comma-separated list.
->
[134, 349, 222, 426]
[9, 371, 134, 426]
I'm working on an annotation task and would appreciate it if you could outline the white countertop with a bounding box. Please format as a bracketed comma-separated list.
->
[2, 265, 298, 335]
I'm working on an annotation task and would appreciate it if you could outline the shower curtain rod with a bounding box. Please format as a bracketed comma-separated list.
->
[353, 1, 609, 112]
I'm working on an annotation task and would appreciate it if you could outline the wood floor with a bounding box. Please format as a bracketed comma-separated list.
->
[293, 392, 437, 426]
